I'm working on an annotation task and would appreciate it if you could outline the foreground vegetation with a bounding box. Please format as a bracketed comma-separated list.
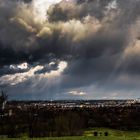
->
[0, 128, 140, 140]
[1, 105, 140, 137]
[0, 92, 140, 139]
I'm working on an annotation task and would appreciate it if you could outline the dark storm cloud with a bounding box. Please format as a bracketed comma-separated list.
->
[48, 0, 124, 22]
[0, 0, 131, 67]
[47, 0, 105, 22]
[34, 61, 59, 74]
[0, 0, 138, 64]
[117, 0, 140, 24]
[0, 0, 140, 99]
[48, 0, 140, 24]
[60, 54, 120, 89]
[0, 64, 29, 76]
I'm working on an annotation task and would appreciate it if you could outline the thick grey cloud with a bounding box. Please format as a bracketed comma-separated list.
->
[0, 0, 131, 65]
[0, 0, 140, 99]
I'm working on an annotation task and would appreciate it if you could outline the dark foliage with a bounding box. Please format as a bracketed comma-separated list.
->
[0, 102, 140, 137]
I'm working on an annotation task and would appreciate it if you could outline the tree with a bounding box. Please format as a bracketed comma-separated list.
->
[0, 90, 8, 111]
[0, 90, 8, 135]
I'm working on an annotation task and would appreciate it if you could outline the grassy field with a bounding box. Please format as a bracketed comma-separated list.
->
[0, 128, 140, 140]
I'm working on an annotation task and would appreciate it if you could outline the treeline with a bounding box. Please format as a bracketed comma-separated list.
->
[0, 105, 140, 138]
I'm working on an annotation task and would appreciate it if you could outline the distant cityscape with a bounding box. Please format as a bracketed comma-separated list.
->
[1, 99, 140, 117]
[9, 99, 140, 108]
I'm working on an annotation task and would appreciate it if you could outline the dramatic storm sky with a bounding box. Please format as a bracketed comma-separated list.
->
[0, 0, 140, 100]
